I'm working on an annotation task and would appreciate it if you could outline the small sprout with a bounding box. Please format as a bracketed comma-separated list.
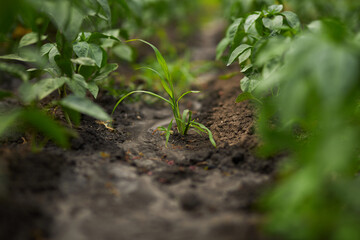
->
[112, 39, 216, 147]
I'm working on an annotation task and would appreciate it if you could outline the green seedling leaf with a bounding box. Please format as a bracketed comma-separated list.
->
[60, 95, 111, 121]
[128, 39, 172, 85]
[93, 63, 118, 82]
[165, 119, 173, 147]
[34, 77, 67, 100]
[73, 42, 103, 67]
[267, 5, 283, 14]
[281, 11, 301, 30]
[227, 44, 251, 66]
[262, 16, 284, 30]
[138, 66, 173, 98]
[177, 91, 200, 105]
[19, 32, 47, 48]
[112, 90, 172, 115]
[191, 122, 216, 147]
[238, 48, 252, 65]
[0, 62, 29, 82]
[22, 109, 70, 148]
[71, 57, 96, 66]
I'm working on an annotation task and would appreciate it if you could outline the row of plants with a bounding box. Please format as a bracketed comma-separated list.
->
[0, 0, 213, 150]
[218, 0, 360, 239]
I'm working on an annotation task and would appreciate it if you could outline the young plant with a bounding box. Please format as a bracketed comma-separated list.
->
[112, 39, 216, 147]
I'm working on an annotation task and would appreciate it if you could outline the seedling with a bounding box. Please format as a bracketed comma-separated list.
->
[112, 39, 216, 147]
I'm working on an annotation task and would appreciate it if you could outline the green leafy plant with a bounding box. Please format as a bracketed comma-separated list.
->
[112, 39, 216, 147]
[256, 18, 360, 240]
[0, 0, 123, 148]
[217, 4, 300, 103]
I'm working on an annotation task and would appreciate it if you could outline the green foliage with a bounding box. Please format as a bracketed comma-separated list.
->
[257, 19, 360, 240]
[219, 1, 360, 239]
[112, 40, 216, 147]
[217, 4, 300, 102]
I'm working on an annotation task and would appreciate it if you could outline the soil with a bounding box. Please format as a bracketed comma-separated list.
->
[0, 21, 279, 240]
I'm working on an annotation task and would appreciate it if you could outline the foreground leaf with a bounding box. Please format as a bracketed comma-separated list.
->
[60, 95, 111, 121]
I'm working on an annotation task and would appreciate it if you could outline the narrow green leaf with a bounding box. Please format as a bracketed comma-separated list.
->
[128, 39, 172, 84]
[112, 90, 171, 115]
[137, 66, 173, 98]
[191, 122, 216, 147]
[60, 95, 111, 121]
[176, 90, 200, 106]
[227, 44, 251, 66]
[165, 119, 173, 147]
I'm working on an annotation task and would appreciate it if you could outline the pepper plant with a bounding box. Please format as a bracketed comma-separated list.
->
[217, 4, 300, 103]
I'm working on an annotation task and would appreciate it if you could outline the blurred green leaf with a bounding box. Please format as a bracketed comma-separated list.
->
[19, 32, 47, 48]
[0, 110, 21, 137]
[60, 95, 111, 121]
[0, 62, 29, 82]
[22, 108, 70, 148]
[73, 42, 103, 67]
[33, 77, 68, 100]
[262, 15, 283, 30]
[67, 74, 88, 97]
[281, 11, 301, 30]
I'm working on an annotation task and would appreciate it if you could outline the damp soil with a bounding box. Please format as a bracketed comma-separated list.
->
[0, 21, 279, 240]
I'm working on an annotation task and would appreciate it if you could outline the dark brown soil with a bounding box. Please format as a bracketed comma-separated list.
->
[0, 20, 278, 240]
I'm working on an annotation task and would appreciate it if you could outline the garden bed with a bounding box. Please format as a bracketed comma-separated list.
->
[0, 72, 278, 240]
